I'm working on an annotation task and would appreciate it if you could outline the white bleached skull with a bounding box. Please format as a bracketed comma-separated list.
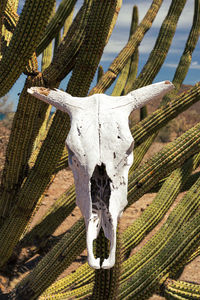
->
[28, 81, 174, 269]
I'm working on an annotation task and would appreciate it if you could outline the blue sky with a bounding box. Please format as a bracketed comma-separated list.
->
[7, 0, 200, 110]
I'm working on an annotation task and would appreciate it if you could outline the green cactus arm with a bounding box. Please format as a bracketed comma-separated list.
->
[42, 0, 93, 87]
[120, 213, 200, 299]
[185, 244, 200, 266]
[129, 135, 153, 172]
[122, 11, 139, 96]
[122, 156, 194, 256]
[3, 1, 18, 34]
[89, 0, 162, 95]
[36, 0, 77, 56]
[120, 174, 200, 299]
[125, 0, 186, 123]
[128, 0, 187, 92]
[151, 171, 200, 193]
[111, 6, 139, 97]
[42, 44, 53, 74]
[41, 2, 56, 73]
[62, 6, 74, 38]
[0, 1, 17, 58]
[54, 30, 62, 57]
[132, 83, 200, 147]
[0, 1, 7, 32]
[163, 0, 200, 104]
[130, 0, 200, 170]
[164, 279, 200, 299]
[10, 219, 86, 300]
[3, 4, 39, 75]
[0, 0, 55, 97]
[40, 283, 94, 300]
[0, 73, 49, 223]
[111, 60, 131, 96]
[20, 186, 76, 249]
[40, 263, 94, 297]
[66, 0, 118, 96]
[151, 151, 200, 193]
[31, 2, 57, 153]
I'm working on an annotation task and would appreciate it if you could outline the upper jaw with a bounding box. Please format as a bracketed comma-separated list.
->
[86, 211, 117, 269]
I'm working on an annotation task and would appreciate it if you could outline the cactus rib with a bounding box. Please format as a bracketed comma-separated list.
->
[89, 0, 163, 95]
[0, 73, 48, 222]
[132, 83, 200, 147]
[36, 0, 77, 56]
[164, 0, 200, 104]
[0, 0, 55, 97]
[120, 175, 200, 298]
[122, 156, 194, 256]
[112, 6, 139, 97]
[164, 279, 200, 299]
[43, 0, 93, 86]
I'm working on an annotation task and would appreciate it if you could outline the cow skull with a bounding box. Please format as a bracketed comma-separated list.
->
[28, 81, 174, 269]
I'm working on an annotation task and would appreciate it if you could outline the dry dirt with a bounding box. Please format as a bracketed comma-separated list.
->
[0, 106, 200, 299]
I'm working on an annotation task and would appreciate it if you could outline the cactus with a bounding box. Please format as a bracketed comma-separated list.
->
[132, 0, 200, 170]
[90, 0, 163, 95]
[164, 279, 200, 299]
[0, 0, 200, 299]
[36, 0, 77, 56]
[111, 6, 139, 97]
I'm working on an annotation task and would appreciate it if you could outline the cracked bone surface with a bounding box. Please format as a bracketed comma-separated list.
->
[28, 81, 174, 269]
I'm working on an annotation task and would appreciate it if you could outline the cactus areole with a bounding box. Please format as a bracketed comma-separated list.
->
[28, 81, 174, 269]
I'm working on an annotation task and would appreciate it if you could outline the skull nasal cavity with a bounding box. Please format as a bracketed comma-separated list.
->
[90, 164, 111, 209]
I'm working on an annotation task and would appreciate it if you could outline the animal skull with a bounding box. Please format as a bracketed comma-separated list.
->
[28, 81, 174, 269]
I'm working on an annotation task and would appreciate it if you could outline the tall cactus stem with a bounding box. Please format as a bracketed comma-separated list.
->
[90, 0, 163, 95]
[112, 5, 139, 97]
[0, 0, 55, 97]
[164, 279, 200, 299]
[36, 0, 77, 56]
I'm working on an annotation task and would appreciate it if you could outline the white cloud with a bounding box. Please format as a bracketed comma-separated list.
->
[117, 0, 194, 30]
[190, 61, 200, 69]
[164, 63, 178, 69]
[164, 60, 200, 70]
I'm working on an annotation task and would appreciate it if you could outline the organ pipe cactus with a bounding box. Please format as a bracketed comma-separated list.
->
[0, 0, 200, 299]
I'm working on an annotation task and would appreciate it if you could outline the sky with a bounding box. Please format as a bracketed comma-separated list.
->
[6, 0, 200, 110]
